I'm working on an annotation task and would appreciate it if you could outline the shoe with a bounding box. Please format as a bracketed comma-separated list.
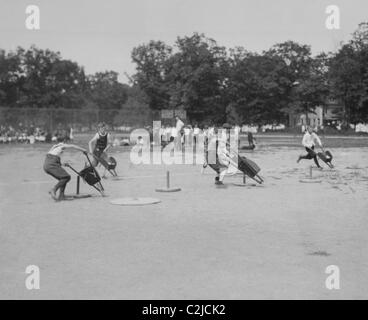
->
[49, 189, 57, 201]
[297, 156, 302, 163]
[59, 195, 74, 201]
[215, 180, 224, 185]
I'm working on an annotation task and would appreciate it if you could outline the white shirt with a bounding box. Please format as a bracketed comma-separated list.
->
[171, 127, 178, 137]
[208, 127, 214, 137]
[302, 132, 322, 148]
[48, 143, 65, 156]
[176, 119, 184, 132]
[217, 137, 231, 166]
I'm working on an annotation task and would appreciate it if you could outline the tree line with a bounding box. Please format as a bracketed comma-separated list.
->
[1, 22, 367, 128]
[0, 46, 131, 110]
[132, 22, 368, 126]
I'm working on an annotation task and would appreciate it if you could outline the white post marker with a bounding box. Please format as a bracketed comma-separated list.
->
[299, 165, 322, 184]
[155, 170, 181, 192]
[234, 172, 250, 187]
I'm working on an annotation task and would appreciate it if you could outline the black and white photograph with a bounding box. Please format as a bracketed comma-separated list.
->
[0, 0, 368, 304]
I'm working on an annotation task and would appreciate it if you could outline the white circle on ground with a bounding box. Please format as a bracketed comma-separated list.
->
[155, 188, 181, 192]
[111, 176, 124, 181]
[299, 179, 322, 183]
[110, 197, 161, 206]
[232, 183, 259, 187]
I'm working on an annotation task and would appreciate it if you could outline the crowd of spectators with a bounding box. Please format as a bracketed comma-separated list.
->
[0, 124, 73, 144]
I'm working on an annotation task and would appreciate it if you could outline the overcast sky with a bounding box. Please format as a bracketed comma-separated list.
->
[0, 0, 367, 82]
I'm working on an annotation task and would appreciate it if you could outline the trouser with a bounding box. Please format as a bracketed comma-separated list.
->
[92, 149, 107, 167]
[43, 154, 71, 194]
[300, 146, 320, 167]
[210, 160, 237, 182]
[175, 134, 182, 150]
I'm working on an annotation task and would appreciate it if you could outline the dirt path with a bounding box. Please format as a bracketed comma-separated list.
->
[0, 144, 367, 299]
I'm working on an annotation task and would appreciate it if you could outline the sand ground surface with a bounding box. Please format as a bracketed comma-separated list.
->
[1, 136, 368, 299]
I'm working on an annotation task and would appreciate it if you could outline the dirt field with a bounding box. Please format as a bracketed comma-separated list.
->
[1, 135, 368, 299]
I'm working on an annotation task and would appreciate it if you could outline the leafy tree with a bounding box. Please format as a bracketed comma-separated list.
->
[227, 49, 290, 125]
[131, 41, 172, 110]
[328, 22, 368, 124]
[165, 33, 229, 124]
[0, 46, 87, 109]
[266, 42, 329, 125]
[0, 47, 24, 107]
[131, 34, 229, 124]
[87, 71, 128, 110]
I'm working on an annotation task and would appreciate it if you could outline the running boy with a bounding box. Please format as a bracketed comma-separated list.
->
[206, 126, 238, 185]
[44, 141, 87, 201]
[297, 126, 323, 168]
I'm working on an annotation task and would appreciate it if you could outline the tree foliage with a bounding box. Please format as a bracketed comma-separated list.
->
[0, 46, 130, 111]
[1, 21, 368, 127]
[328, 22, 368, 124]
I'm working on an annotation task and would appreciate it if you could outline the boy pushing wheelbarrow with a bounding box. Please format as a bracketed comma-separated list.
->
[88, 122, 118, 177]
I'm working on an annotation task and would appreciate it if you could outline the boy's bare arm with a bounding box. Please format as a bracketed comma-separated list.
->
[88, 135, 98, 153]
[63, 144, 87, 153]
[104, 134, 113, 153]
